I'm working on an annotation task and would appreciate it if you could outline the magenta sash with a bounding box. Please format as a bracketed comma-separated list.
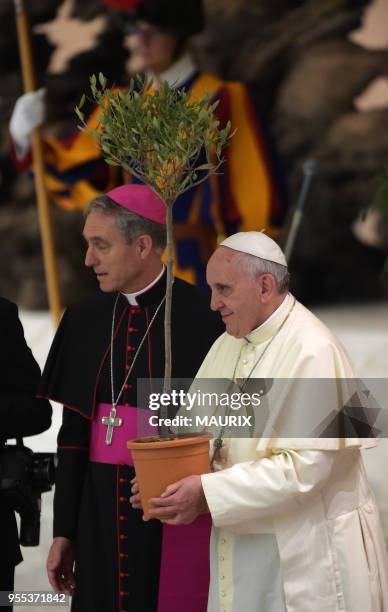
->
[90, 403, 211, 611]
[158, 515, 211, 612]
[89, 403, 155, 465]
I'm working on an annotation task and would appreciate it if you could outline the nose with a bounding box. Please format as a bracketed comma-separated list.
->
[85, 246, 98, 268]
[210, 290, 223, 312]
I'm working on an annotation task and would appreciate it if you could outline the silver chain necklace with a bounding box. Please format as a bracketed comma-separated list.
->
[211, 297, 296, 466]
[110, 292, 166, 409]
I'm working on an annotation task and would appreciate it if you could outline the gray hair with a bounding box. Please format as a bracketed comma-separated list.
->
[237, 252, 290, 293]
[84, 195, 166, 254]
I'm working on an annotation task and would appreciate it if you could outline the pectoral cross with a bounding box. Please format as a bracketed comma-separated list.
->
[101, 404, 123, 445]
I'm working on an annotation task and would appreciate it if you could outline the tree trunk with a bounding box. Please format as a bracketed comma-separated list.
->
[161, 202, 173, 437]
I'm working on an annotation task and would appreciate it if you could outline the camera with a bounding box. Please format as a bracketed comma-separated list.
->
[0, 439, 57, 546]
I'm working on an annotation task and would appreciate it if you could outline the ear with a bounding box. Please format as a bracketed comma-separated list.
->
[136, 234, 153, 259]
[258, 274, 276, 303]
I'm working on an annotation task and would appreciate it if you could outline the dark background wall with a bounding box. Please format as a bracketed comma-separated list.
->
[1, 0, 388, 308]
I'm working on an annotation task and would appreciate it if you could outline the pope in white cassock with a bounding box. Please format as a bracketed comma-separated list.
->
[132, 231, 388, 612]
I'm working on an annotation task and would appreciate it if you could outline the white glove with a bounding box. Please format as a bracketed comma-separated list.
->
[9, 88, 46, 158]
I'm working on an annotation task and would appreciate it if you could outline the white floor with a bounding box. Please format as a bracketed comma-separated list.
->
[13, 302, 388, 597]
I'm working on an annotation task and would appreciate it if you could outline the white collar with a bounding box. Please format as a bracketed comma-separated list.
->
[122, 266, 165, 305]
[245, 293, 290, 342]
[148, 52, 197, 89]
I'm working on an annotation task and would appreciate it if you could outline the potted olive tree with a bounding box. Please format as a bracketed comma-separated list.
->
[76, 74, 231, 517]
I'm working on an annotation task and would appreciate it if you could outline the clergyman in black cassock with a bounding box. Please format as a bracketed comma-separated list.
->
[39, 184, 224, 612]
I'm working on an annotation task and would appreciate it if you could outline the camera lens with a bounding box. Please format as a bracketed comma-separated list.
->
[31, 453, 57, 490]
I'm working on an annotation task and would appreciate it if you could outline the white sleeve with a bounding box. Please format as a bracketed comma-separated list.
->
[201, 449, 338, 528]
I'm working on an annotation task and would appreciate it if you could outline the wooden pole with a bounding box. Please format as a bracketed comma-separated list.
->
[284, 159, 318, 264]
[14, 0, 62, 326]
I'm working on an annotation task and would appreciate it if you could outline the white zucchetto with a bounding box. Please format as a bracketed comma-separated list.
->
[220, 231, 287, 267]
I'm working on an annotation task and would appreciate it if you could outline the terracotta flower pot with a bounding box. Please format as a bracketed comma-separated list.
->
[127, 435, 211, 521]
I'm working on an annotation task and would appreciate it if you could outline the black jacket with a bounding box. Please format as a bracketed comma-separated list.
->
[0, 298, 52, 568]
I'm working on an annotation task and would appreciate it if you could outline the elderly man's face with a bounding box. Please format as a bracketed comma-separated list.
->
[206, 247, 265, 338]
[83, 210, 146, 293]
